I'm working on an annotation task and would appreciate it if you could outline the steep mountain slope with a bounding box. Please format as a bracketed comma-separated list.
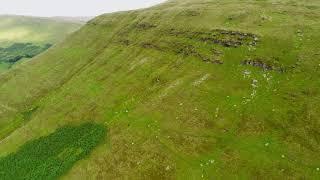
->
[0, 0, 319, 179]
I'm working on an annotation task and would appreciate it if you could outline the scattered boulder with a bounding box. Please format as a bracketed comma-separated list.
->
[180, 10, 201, 17]
[211, 60, 224, 64]
[141, 42, 162, 51]
[135, 22, 157, 30]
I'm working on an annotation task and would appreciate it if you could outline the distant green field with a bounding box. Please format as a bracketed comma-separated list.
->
[0, 123, 106, 180]
[0, 0, 319, 179]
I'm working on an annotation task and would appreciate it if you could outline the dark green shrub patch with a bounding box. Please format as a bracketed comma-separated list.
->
[0, 123, 106, 180]
[0, 43, 52, 64]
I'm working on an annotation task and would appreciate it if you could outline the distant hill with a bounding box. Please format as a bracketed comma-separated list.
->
[0, 15, 84, 72]
[0, 0, 319, 179]
[50, 16, 93, 23]
[0, 15, 83, 44]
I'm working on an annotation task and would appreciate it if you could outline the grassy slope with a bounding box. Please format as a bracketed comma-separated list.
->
[0, 0, 319, 179]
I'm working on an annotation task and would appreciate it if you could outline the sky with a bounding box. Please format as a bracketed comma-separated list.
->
[0, 0, 166, 17]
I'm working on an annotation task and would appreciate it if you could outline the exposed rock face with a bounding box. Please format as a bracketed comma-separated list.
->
[114, 25, 259, 65]
[135, 22, 157, 30]
[242, 59, 273, 71]
[165, 28, 259, 48]
[241, 58, 287, 72]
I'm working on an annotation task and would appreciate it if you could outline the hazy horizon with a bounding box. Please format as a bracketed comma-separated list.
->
[0, 0, 166, 17]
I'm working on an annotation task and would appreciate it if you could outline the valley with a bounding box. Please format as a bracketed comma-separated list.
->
[0, 0, 319, 179]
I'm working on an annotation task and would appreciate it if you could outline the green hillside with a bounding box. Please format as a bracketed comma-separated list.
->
[0, 0, 319, 179]
[0, 15, 83, 73]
